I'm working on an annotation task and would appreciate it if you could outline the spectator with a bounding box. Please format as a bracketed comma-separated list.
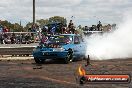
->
[68, 20, 75, 34]
[0, 25, 3, 32]
[84, 26, 89, 31]
[89, 25, 94, 31]
[41, 35, 48, 44]
[0, 34, 4, 44]
[97, 21, 102, 31]
[28, 27, 32, 32]
[61, 26, 66, 34]
[10, 36, 15, 44]
[0, 21, 3, 32]
[42, 26, 48, 36]
[50, 26, 56, 35]
[25, 34, 29, 44]
[107, 24, 112, 31]
[63, 28, 67, 34]
[31, 24, 37, 32]
[3, 26, 7, 32]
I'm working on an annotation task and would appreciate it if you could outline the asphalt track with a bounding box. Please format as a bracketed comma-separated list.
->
[0, 57, 131, 88]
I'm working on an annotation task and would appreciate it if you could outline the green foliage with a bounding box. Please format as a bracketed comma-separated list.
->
[0, 20, 23, 32]
[48, 16, 67, 26]
[24, 22, 33, 31]
[0, 16, 67, 32]
[13, 23, 23, 32]
[36, 16, 67, 27]
[36, 19, 49, 27]
[24, 22, 39, 32]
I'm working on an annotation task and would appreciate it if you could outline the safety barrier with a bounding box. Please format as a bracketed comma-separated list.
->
[0, 46, 35, 55]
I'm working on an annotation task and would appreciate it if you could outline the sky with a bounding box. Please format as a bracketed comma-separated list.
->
[0, 0, 132, 26]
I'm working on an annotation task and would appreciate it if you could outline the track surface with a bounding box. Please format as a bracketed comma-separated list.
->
[0, 58, 131, 88]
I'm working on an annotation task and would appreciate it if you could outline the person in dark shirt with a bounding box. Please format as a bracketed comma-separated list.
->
[0, 25, 3, 32]
[10, 36, 15, 44]
[89, 25, 94, 31]
[42, 26, 48, 36]
[68, 20, 75, 34]
[97, 21, 102, 31]
[84, 26, 89, 31]
[31, 24, 37, 32]
[0, 34, 4, 44]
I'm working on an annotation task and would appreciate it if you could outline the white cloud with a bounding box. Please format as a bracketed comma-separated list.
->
[0, 0, 132, 26]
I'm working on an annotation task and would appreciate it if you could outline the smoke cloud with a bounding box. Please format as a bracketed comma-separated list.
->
[85, 15, 132, 60]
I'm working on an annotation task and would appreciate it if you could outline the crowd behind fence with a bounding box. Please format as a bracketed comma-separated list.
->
[0, 20, 116, 45]
[0, 32, 40, 44]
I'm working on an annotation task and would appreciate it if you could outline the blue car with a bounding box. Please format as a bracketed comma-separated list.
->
[33, 34, 86, 64]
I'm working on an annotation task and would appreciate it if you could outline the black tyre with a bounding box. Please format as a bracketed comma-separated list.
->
[34, 58, 45, 64]
[64, 54, 71, 64]
[64, 51, 73, 64]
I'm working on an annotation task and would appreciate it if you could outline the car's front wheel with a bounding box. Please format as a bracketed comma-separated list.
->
[64, 52, 73, 64]
[34, 58, 45, 64]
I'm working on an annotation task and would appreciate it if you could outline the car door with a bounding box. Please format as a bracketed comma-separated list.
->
[73, 36, 83, 58]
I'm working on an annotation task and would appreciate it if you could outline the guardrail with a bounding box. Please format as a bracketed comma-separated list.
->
[0, 46, 35, 55]
[83, 31, 103, 33]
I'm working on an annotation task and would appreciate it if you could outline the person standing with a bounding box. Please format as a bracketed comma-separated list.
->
[68, 20, 75, 34]
[97, 21, 102, 31]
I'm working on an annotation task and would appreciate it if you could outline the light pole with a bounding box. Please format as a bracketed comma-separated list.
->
[33, 0, 35, 25]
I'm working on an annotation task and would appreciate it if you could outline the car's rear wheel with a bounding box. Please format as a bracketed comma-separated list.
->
[34, 58, 45, 64]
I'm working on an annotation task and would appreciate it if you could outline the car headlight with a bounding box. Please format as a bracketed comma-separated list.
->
[53, 48, 65, 51]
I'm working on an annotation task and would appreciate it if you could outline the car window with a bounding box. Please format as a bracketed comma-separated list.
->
[78, 36, 83, 42]
[74, 36, 80, 44]
[48, 35, 73, 44]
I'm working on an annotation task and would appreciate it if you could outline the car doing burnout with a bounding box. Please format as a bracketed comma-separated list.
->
[32, 34, 86, 64]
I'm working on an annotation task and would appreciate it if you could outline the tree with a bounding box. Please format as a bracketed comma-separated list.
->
[25, 22, 33, 29]
[24, 22, 39, 32]
[49, 16, 67, 26]
[24, 16, 67, 32]
[36, 19, 49, 27]
[13, 23, 23, 32]
[36, 16, 67, 27]
[1, 20, 13, 28]
[0, 20, 23, 32]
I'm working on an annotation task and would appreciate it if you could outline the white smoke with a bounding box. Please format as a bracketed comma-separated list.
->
[85, 15, 132, 60]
